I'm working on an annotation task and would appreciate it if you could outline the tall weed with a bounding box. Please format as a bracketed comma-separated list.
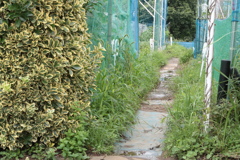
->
[88, 40, 168, 153]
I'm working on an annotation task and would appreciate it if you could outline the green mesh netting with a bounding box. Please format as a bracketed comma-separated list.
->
[87, 0, 139, 67]
[153, 0, 167, 50]
[213, 16, 232, 82]
[195, 0, 233, 82]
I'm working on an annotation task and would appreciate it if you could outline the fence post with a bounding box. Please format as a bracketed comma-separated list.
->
[217, 60, 231, 103]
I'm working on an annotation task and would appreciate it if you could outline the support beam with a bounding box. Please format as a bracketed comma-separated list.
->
[204, 0, 216, 132]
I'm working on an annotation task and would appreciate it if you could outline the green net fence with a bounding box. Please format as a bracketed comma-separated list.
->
[195, 0, 235, 82]
[87, 0, 139, 67]
[153, 0, 167, 50]
[213, 15, 232, 82]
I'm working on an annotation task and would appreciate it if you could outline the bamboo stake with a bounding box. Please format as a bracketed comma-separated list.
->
[204, 0, 216, 132]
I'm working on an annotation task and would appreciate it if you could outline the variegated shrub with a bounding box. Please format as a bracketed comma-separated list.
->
[0, 0, 102, 150]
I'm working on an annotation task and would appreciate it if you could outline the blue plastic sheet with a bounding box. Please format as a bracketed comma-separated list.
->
[194, 19, 208, 58]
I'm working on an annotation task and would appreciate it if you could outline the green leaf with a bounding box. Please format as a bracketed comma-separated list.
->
[61, 26, 70, 33]
[15, 19, 21, 28]
[71, 65, 82, 70]
[46, 74, 54, 79]
[68, 69, 73, 77]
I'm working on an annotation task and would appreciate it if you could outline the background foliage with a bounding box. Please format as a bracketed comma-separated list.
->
[165, 58, 240, 159]
[167, 0, 197, 41]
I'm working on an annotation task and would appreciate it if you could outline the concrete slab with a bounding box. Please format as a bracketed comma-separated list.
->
[115, 111, 168, 159]
[90, 156, 148, 160]
[90, 156, 128, 160]
[147, 93, 171, 100]
[142, 100, 173, 106]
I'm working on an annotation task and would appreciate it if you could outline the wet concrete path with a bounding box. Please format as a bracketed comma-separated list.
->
[90, 58, 179, 160]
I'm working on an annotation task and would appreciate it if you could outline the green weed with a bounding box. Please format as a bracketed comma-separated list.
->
[58, 129, 89, 160]
[0, 149, 24, 160]
[163, 44, 193, 62]
[88, 39, 168, 153]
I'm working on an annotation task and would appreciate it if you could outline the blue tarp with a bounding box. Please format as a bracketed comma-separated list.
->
[174, 42, 194, 49]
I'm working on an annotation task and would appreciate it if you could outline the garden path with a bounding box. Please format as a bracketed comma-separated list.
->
[90, 58, 179, 160]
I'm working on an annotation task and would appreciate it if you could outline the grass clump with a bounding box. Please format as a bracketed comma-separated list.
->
[164, 58, 240, 159]
[88, 40, 168, 153]
[162, 44, 193, 63]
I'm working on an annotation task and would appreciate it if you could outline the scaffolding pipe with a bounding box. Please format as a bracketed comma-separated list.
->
[143, 0, 165, 20]
[139, 1, 154, 17]
[153, 0, 156, 49]
[204, 0, 216, 132]
[159, 0, 163, 49]
[230, 0, 239, 65]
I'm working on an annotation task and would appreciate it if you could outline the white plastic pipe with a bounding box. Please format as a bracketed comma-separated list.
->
[139, 1, 154, 17]
[204, 0, 216, 132]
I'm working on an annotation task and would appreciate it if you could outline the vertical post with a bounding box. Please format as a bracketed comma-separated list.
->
[204, 0, 216, 132]
[197, 0, 200, 18]
[163, 0, 167, 46]
[107, 0, 113, 44]
[159, 0, 163, 49]
[230, 0, 239, 66]
[153, 0, 156, 50]
[130, 0, 139, 55]
[154, 0, 161, 50]
[217, 60, 231, 103]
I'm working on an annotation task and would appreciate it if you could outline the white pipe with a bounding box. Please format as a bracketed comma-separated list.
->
[159, 0, 164, 49]
[139, 1, 154, 17]
[143, 0, 165, 20]
[216, 0, 225, 19]
[204, 0, 216, 132]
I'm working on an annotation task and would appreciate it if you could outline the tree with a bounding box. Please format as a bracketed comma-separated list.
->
[167, 0, 197, 41]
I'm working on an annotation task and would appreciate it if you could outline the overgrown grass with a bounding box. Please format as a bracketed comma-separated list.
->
[162, 44, 193, 63]
[88, 41, 168, 153]
[164, 58, 240, 159]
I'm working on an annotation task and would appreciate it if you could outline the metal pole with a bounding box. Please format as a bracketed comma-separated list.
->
[230, 0, 239, 66]
[153, 0, 157, 50]
[204, 0, 216, 132]
[160, 0, 163, 49]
